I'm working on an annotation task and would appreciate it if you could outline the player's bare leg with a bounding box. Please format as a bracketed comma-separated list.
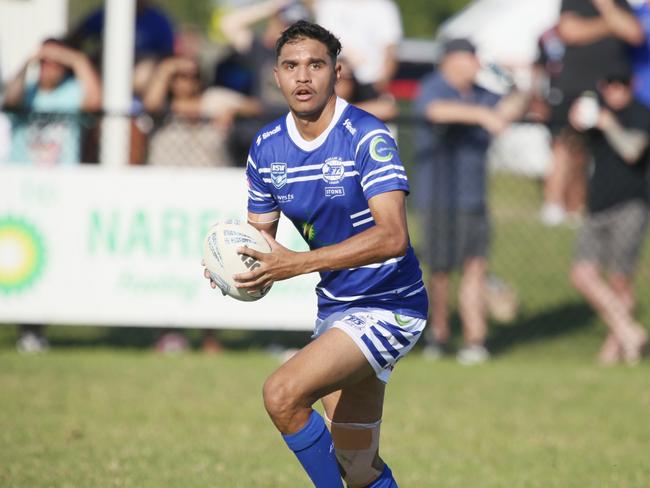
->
[262, 328, 376, 487]
[321, 377, 387, 487]
[263, 328, 375, 434]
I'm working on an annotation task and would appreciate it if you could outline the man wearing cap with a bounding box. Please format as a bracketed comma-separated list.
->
[413, 38, 525, 365]
[568, 72, 650, 365]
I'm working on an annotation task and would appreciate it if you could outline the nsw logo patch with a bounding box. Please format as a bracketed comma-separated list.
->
[270, 162, 288, 189]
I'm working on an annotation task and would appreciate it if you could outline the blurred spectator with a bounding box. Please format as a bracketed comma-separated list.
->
[219, 0, 311, 113]
[2, 38, 101, 352]
[67, 0, 175, 68]
[0, 114, 10, 162]
[2, 38, 101, 165]
[335, 57, 397, 121]
[142, 54, 260, 353]
[568, 72, 649, 365]
[219, 0, 311, 164]
[314, 0, 402, 91]
[413, 39, 527, 365]
[142, 55, 261, 167]
[538, 0, 643, 226]
[629, 0, 650, 108]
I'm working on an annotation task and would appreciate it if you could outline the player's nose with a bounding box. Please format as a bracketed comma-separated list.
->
[295, 65, 311, 82]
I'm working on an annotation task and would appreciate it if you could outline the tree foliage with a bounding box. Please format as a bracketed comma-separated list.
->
[68, 0, 472, 39]
[396, 0, 472, 38]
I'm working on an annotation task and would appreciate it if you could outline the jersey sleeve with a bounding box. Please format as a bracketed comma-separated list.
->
[246, 144, 278, 214]
[355, 123, 409, 201]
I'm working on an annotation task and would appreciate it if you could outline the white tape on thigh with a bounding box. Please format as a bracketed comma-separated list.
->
[326, 416, 384, 488]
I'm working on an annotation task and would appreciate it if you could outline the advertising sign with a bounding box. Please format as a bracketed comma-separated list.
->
[0, 166, 318, 330]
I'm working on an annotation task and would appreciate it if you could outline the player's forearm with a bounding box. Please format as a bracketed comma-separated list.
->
[296, 224, 408, 275]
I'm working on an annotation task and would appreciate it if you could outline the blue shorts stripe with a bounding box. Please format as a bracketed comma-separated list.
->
[370, 326, 400, 359]
[361, 334, 388, 368]
[375, 320, 410, 347]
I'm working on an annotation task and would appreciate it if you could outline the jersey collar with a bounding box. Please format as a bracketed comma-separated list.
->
[285, 97, 349, 152]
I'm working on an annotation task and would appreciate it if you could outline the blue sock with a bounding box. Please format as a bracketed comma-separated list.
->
[366, 464, 398, 488]
[282, 410, 343, 487]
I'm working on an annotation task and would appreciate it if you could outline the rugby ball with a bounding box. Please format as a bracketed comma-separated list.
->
[203, 220, 272, 301]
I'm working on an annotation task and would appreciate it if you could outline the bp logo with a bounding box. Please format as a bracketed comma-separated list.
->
[0, 216, 46, 294]
[369, 135, 394, 163]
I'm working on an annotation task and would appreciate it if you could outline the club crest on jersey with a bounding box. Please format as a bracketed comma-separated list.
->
[369, 135, 394, 163]
[322, 157, 345, 184]
[270, 162, 288, 189]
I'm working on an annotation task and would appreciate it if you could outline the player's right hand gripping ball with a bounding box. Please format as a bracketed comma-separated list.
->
[203, 220, 273, 302]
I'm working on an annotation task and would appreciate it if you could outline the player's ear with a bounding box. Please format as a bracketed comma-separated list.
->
[273, 66, 280, 88]
[334, 62, 341, 83]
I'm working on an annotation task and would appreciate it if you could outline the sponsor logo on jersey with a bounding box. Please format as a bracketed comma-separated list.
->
[369, 135, 394, 163]
[322, 157, 345, 184]
[394, 314, 413, 327]
[301, 222, 316, 242]
[270, 162, 288, 189]
[343, 118, 357, 135]
[256, 124, 281, 146]
[277, 193, 295, 203]
[343, 314, 367, 330]
[325, 187, 345, 199]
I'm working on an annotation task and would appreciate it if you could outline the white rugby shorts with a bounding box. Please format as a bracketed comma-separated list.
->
[313, 308, 426, 383]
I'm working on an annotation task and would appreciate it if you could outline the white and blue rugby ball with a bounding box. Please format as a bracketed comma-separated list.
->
[203, 220, 272, 302]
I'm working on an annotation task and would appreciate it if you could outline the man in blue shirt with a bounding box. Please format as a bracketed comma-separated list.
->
[413, 39, 523, 365]
[204, 20, 427, 487]
[67, 0, 174, 64]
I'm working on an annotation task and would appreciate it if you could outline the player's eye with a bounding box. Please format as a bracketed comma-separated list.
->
[310, 63, 322, 70]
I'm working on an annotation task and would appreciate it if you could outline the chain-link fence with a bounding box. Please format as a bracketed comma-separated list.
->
[1, 109, 649, 352]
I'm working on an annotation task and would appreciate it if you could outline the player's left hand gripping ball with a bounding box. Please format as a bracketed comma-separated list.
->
[202, 220, 273, 301]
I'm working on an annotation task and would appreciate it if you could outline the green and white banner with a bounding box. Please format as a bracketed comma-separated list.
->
[0, 166, 318, 330]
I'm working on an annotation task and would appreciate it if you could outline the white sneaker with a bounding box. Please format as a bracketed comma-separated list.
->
[423, 343, 444, 360]
[17, 332, 49, 354]
[457, 345, 490, 365]
[539, 203, 566, 226]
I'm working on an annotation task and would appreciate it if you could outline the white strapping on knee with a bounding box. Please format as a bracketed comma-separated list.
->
[325, 415, 384, 488]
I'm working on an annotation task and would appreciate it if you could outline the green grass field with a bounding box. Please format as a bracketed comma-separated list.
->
[2, 172, 650, 487]
[1, 325, 649, 488]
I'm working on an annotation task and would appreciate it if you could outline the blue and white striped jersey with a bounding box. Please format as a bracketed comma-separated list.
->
[246, 98, 428, 320]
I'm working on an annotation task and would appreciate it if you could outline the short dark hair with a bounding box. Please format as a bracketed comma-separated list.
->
[604, 71, 632, 86]
[275, 20, 341, 62]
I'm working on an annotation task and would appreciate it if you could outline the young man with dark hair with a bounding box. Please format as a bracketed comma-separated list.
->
[204, 20, 427, 487]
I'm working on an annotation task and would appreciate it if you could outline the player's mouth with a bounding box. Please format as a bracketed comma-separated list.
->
[293, 87, 315, 102]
